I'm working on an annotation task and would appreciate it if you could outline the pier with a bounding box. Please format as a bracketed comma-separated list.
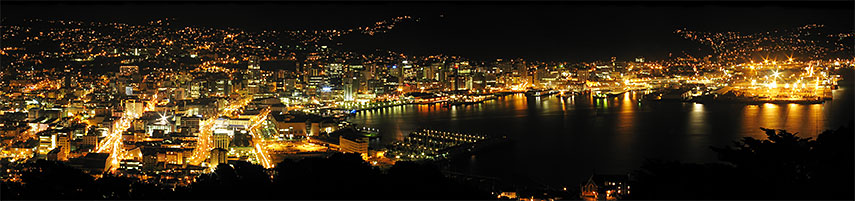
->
[388, 129, 508, 161]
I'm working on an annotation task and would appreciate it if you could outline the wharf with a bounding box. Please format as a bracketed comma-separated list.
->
[388, 129, 509, 161]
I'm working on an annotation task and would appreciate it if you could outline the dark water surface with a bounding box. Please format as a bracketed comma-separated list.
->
[350, 69, 855, 187]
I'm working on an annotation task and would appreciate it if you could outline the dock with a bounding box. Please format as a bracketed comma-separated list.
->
[388, 129, 508, 161]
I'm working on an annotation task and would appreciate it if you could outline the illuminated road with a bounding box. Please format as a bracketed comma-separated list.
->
[248, 108, 272, 168]
[187, 97, 253, 168]
[96, 94, 157, 172]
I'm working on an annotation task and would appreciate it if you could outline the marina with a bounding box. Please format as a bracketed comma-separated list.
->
[387, 129, 509, 161]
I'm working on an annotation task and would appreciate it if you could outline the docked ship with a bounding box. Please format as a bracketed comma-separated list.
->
[592, 89, 626, 99]
[525, 89, 558, 97]
[556, 90, 577, 97]
[605, 89, 627, 97]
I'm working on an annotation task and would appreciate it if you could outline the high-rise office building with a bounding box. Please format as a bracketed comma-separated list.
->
[210, 148, 228, 165]
[343, 76, 358, 101]
[213, 133, 230, 149]
[245, 58, 262, 95]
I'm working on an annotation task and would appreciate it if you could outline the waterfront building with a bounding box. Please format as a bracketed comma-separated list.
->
[340, 134, 369, 155]
[581, 174, 631, 201]
[271, 114, 308, 138]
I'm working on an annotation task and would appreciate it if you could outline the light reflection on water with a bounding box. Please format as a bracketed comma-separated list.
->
[351, 71, 853, 187]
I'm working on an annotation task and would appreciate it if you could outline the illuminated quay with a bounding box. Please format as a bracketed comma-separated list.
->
[720, 59, 840, 103]
[388, 129, 507, 161]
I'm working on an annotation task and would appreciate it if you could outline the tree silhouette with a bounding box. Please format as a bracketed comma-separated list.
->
[631, 159, 740, 199]
[2, 151, 491, 200]
[270, 152, 491, 199]
[385, 161, 491, 199]
[709, 128, 816, 199]
[633, 122, 854, 200]
[93, 174, 133, 199]
[189, 161, 273, 199]
[272, 152, 383, 199]
[13, 160, 96, 199]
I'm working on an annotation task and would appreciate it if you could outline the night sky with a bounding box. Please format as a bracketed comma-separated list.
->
[2, 1, 853, 62]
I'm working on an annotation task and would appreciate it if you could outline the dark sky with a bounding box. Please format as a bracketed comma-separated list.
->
[2, 1, 853, 62]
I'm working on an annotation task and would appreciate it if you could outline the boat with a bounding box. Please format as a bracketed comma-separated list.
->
[525, 89, 544, 97]
[593, 89, 624, 99]
[605, 89, 627, 97]
[525, 89, 559, 97]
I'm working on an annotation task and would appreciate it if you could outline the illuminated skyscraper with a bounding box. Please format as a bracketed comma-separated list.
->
[344, 76, 358, 101]
[213, 133, 230, 149]
[246, 58, 262, 95]
[306, 64, 326, 96]
[210, 148, 228, 165]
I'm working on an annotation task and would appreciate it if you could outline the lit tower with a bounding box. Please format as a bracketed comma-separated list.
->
[246, 57, 262, 95]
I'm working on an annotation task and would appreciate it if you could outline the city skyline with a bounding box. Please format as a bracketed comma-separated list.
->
[1, 1, 853, 200]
